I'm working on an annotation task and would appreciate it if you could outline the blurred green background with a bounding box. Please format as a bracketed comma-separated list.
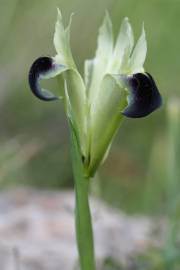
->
[0, 0, 179, 216]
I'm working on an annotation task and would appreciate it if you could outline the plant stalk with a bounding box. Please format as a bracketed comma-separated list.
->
[70, 127, 96, 270]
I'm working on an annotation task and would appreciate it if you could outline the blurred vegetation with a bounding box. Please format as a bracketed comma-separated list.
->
[0, 0, 180, 216]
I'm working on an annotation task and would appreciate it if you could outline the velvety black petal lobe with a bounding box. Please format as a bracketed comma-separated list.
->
[28, 57, 59, 101]
[122, 72, 162, 118]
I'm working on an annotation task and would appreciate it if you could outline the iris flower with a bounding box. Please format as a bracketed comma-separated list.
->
[28, 10, 162, 177]
[28, 11, 163, 270]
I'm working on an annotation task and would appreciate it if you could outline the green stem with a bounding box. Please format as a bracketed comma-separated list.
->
[70, 126, 96, 270]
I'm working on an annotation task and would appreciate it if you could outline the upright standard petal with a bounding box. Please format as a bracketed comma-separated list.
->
[110, 17, 134, 73]
[121, 72, 162, 118]
[53, 8, 75, 67]
[129, 25, 147, 73]
[87, 12, 113, 104]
